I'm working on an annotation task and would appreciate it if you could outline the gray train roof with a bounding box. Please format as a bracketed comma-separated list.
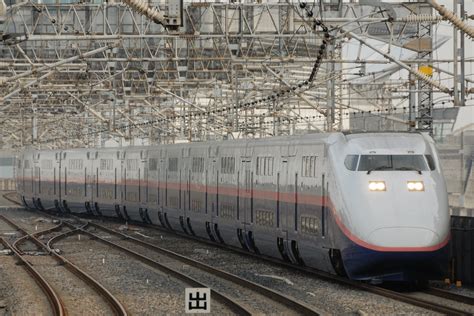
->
[19, 132, 427, 154]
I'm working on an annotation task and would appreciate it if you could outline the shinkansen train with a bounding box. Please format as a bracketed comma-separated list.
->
[16, 132, 450, 282]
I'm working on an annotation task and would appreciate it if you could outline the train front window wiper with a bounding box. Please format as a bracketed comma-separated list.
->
[395, 166, 422, 175]
[366, 165, 391, 175]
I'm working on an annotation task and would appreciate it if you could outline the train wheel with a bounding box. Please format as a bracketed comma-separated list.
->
[144, 209, 152, 224]
[237, 229, 248, 251]
[186, 218, 196, 236]
[122, 206, 131, 221]
[115, 205, 123, 220]
[179, 216, 189, 235]
[329, 249, 347, 277]
[85, 202, 93, 215]
[277, 237, 291, 263]
[94, 203, 102, 216]
[157, 212, 166, 228]
[54, 200, 61, 213]
[290, 240, 305, 266]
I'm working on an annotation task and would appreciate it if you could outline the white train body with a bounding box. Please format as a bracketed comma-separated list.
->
[16, 132, 450, 281]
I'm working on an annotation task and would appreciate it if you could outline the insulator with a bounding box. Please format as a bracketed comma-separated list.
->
[123, 0, 165, 25]
[0, 0, 5, 16]
[397, 14, 445, 23]
[428, 0, 474, 39]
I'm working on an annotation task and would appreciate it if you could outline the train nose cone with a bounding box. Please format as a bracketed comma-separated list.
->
[367, 227, 441, 248]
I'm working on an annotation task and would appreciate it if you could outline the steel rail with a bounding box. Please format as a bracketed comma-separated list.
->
[0, 214, 128, 316]
[0, 237, 66, 316]
[2, 192, 21, 206]
[54, 221, 256, 316]
[425, 287, 474, 306]
[87, 221, 322, 315]
[12, 220, 64, 253]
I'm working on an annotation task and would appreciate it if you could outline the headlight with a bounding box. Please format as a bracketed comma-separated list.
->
[407, 181, 424, 191]
[368, 181, 386, 191]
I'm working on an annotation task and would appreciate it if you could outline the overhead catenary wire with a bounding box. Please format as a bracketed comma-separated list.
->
[17, 2, 472, 147]
[34, 103, 463, 146]
[97, 2, 333, 130]
[33, 4, 465, 146]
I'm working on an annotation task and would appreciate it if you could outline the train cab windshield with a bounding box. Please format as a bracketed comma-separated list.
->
[344, 154, 436, 172]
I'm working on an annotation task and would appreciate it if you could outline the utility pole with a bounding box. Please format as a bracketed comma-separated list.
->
[409, 71, 416, 131]
[416, 2, 434, 135]
[453, 0, 459, 107]
[460, 0, 466, 106]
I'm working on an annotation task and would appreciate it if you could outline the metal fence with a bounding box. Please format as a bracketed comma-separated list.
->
[450, 215, 474, 284]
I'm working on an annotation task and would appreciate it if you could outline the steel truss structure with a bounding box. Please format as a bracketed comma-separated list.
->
[0, 0, 470, 149]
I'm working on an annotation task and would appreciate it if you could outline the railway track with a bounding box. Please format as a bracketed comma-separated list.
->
[3, 193, 474, 315]
[425, 287, 474, 305]
[56, 218, 322, 315]
[0, 213, 128, 316]
[405, 287, 474, 314]
[2, 191, 21, 206]
[0, 236, 65, 316]
[105, 218, 474, 315]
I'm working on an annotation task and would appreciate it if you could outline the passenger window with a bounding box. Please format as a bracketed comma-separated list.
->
[100, 159, 113, 170]
[168, 158, 178, 172]
[126, 159, 138, 171]
[425, 155, 436, 171]
[344, 155, 359, 171]
[221, 157, 235, 174]
[256, 157, 274, 176]
[192, 157, 204, 173]
[301, 156, 317, 177]
[149, 158, 158, 171]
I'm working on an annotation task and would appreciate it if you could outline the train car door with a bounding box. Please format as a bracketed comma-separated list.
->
[33, 153, 40, 201]
[181, 148, 190, 233]
[93, 151, 100, 214]
[54, 152, 60, 209]
[59, 152, 64, 210]
[118, 151, 126, 218]
[205, 146, 218, 241]
[239, 156, 253, 251]
[85, 151, 95, 214]
[139, 150, 151, 223]
[279, 143, 299, 263]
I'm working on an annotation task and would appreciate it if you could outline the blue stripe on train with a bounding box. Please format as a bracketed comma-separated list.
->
[340, 236, 449, 281]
